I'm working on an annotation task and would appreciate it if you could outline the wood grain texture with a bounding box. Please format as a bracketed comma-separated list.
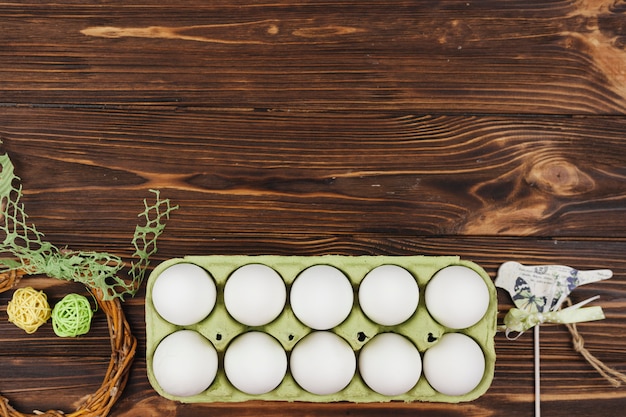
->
[2, 109, 626, 240]
[1, 0, 626, 416]
[1, 0, 626, 113]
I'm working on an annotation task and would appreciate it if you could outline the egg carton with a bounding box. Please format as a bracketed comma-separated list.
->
[145, 255, 497, 403]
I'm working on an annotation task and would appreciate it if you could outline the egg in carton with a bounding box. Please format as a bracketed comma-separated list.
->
[145, 255, 497, 403]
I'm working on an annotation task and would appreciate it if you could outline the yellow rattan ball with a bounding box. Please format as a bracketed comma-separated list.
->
[6, 286, 52, 334]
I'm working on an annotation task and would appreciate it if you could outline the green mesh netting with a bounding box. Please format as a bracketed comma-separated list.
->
[0, 151, 178, 300]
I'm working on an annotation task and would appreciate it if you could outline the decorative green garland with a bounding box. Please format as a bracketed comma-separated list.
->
[0, 151, 178, 301]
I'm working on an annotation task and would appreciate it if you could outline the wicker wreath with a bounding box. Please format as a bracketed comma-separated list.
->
[0, 269, 137, 417]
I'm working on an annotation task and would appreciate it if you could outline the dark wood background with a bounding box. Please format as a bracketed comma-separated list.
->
[2, 1, 626, 416]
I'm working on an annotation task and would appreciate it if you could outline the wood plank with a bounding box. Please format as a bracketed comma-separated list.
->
[1, 1, 625, 113]
[2, 237, 625, 416]
[2, 109, 626, 241]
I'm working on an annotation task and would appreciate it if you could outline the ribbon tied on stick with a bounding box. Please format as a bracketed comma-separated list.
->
[503, 295, 605, 339]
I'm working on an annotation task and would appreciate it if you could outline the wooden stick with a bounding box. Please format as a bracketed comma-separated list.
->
[535, 324, 541, 417]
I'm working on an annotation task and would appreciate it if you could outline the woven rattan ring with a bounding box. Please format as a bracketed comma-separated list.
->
[0, 269, 137, 417]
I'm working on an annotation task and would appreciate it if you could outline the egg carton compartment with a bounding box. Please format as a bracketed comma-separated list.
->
[146, 255, 497, 404]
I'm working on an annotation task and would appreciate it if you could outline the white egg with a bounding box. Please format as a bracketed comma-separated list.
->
[358, 333, 422, 396]
[290, 331, 356, 395]
[358, 265, 419, 326]
[425, 265, 490, 329]
[290, 265, 354, 330]
[152, 263, 217, 326]
[422, 332, 485, 396]
[224, 331, 287, 395]
[224, 264, 286, 326]
[152, 330, 218, 397]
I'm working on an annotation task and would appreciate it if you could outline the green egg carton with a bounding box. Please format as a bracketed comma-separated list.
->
[146, 255, 497, 404]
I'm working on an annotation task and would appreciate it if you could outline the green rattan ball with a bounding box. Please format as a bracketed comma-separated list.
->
[51, 293, 94, 337]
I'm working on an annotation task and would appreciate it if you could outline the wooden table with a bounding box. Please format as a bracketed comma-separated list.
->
[1, 1, 626, 416]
